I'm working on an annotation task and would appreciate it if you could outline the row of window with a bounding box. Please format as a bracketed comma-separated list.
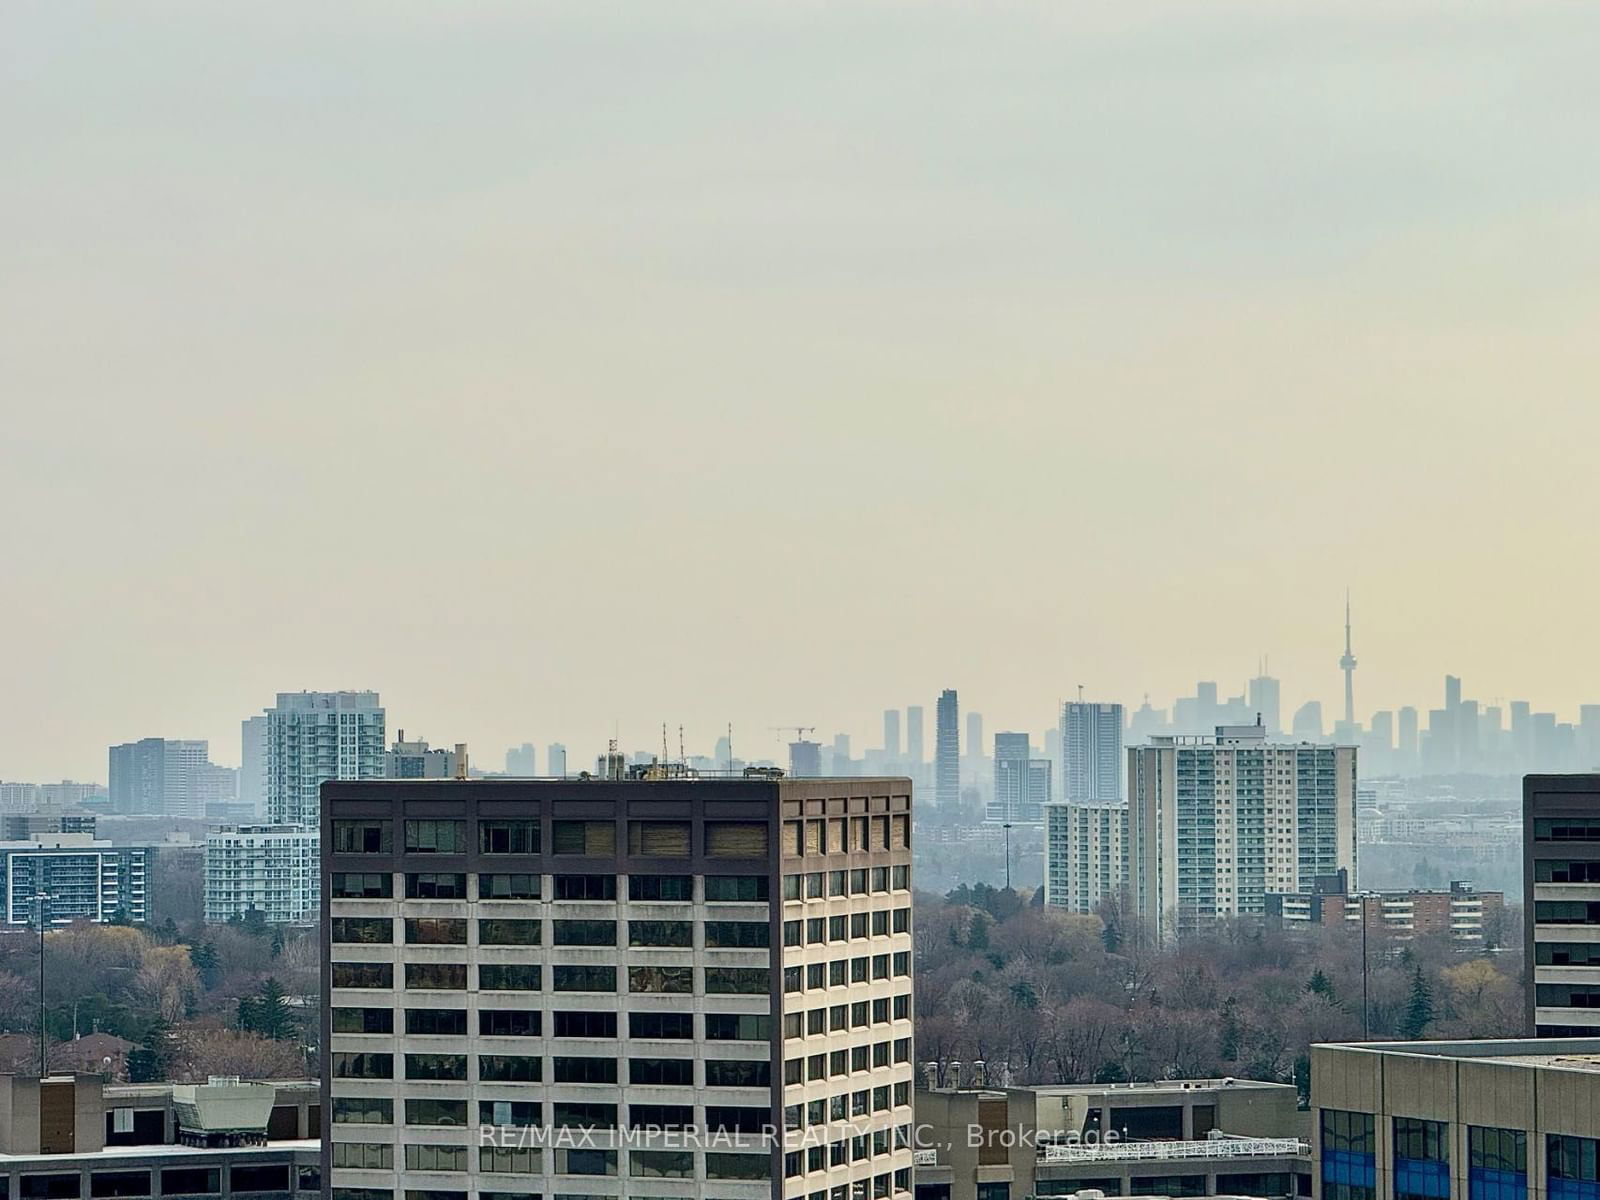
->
[332, 916, 775, 948]
[782, 814, 910, 857]
[5, 1166, 299, 1200]
[782, 866, 909, 900]
[784, 993, 912, 1037]
[784, 909, 910, 945]
[332, 961, 771, 994]
[1534, 819, 1600, 843]
[783, 953, 911, 991]
[332, 871, 770, 902]
[336, 1006, 768, 1042]
[332, 819, 770, 860]
[783, 1039, 912, 1083]
[332, 1050, 773, 1087]
[1535, 860, 1600, 884]
[785, 1083, 915, 1128]
[333, 1143, 769, 1180]
[334, 1180, 907, 1200]
[334, 1096, 778, 1131]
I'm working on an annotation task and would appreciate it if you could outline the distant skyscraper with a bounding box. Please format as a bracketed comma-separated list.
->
[1397, 706, 1420, 763]
[789, 740, 823, 777]
[108, 738, 213, 818]
[547, 742, 567, 777]
[240, 716, 267, 818]
[1129, 724, 1358, 939]
[935, 689, 959, 809]
[1292, 700, 1324, 741]
[1248, 672, 1282, 735]
[1061, 702, 1124, 802]
[965, 711, 983, 762]
[1340, 595, 1358, 729]
[386, 733, 466, 779]
[504, 742, 536, 774]
[883, 709, 901, 758]
[990, 733, 1050, 824]
[829, 733, 852, 776]
[905, 706, 924, 765]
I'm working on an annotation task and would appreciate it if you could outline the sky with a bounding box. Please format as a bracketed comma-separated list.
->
[5, 0, 1600, 780]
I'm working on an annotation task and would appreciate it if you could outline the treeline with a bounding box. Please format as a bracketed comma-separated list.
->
[915, 884, 1524, 1102]
[0, 914, 319, 1082]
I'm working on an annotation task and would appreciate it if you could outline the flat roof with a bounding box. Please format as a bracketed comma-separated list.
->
[1323, 1038, 1600, 1072]
[0, 1140, 319, 1167]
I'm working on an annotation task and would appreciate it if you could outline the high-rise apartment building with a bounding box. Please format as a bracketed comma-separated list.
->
[108, 738, 214, 817]
[1525, 774, 1600, 1035]
[1060, 702, 1123, 803]
[934, 690, 959, 810]
[882, 711, 901, 760]
[0, 833, 149, 926]
[242, 716, 268, 818]
[206, 691, 386, 924]
[322, 775, 915, 1200]
[1127, 724, 1358, 939]
[989, 734, 1050, 825]
[547, 744, 568, 778]
[964, 712, 983, 764]
[905, 707, 924, 766]
[1043, 801, 1127, 914]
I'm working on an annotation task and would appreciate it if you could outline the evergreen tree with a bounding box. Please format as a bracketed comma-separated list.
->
[1101, 919, 1122, 954]
[1307, 969, 1335, 999]
[1219, 997, 1243, 1061]
[190, 941, 222, 989]
[1400, 966, 1435, 1039]
[256, 978, 297, 1041]
[270, 927, 285, 958]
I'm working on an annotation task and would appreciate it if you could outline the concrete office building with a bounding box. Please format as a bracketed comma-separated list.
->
[1061, 703, 1124, 803]
[935, 691, 960, 811]
[1128, 724, 1358, 940]
[1044, 802, 1128, 915]
[204, 826, 320, 925]
[322, 774, 915, 1200]
[1525, 775, 1600, 1035]
[1311, 1037, 1600, 1200]
[914, 1077, 1307, 1200]
[0, 1074, 319, 1200]
[0, 835, 148, 927]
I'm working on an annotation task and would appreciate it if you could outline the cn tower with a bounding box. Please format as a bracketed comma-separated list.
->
[1339, 592, 1357, 728]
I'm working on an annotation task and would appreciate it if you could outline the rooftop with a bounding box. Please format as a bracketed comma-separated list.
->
[1324, 1038, 1600, 1071]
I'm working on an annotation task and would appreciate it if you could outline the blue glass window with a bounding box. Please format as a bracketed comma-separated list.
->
[1549, 1136, 1600, 1200]
[1395, 1118, 1450, 1200]
[1322, 1110, 1376, 1200]
[1469, 1127, 1526, 1200]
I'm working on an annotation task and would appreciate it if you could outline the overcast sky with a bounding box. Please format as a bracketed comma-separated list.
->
[5, 0, 1600, 779]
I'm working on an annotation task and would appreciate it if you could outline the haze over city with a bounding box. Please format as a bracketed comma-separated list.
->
[8, 0, 1600, 780]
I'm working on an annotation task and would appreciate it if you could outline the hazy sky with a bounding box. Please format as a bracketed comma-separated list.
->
[6, 0, 1600, 780]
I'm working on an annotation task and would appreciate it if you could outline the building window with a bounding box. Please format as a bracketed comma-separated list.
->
[479, 918, 541, 945]
[405, 873, 467, 899]
[403, 1146, 467, 1173]
[1469, 1127, 1527, 1200]
[1321, 1110, 1376, 1200]
[553, 919, 616, 946]
[404, 820, 466, 854]
[704, 875, 769, 902]
[159, 1171, 219, 1197]
[629, 920, 691, 947]
[404, 1053, 467, 1081]
[1548, 1136, 1600, 1200]
[330, 1006, 395, 1035]
[330, 917, 392, 944]
[479, 1101, 541, 1127]
[479, 1147, 541, 1174]
[89, 1173, 151, 1199]
[552, 964, 616, 992]
[554, 1056, 620, 1084]
[554, 1010, 617, 1038]
[552, 1104, 617, 1130]
[480, 1010, 541, 1037]
[705, 921, 770, 948]
[631, 1012, 692, 1039]
[553, 874, 616, 901]
[630, 1150, 693, 1178]
[331, 872, 392, 898]
[479, 872, 540, 900]
[629, 874, 692, 901]
[705, 1154, 770, 1182]
[330, 1052, 393, 1079]
[630, 1058, 694, 1086]
[1394, 1117, 1450, 1200]
[555, 1149, 617, 1176]
[629, 1104, 693, 1130]
[706, 823, 769, 858]
[705, 1059, 771, 1088]
[478, 1055, 541, 1082]
[405, 1008, 467, 1036]
[332, 1143, 393, 1170]
[332, 1097, 392, 1124]
[331, 822, 390, 854]
[628, 822, 691, 856]
[629, 965, 692, 993]
[404, 962, 466, 989]
[552, 821, 616, 856]
[480, 820, 540, 854]
[705, 967, 769, 994]
[479, 964, 542, 991]
[405, 918, 467, 945]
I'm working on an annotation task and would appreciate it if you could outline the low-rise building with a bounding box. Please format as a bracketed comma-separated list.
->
[203, 827, 318, 925]
[914, 1077, 1309, 1200]
[1265, 872, 1504, 943]
[0, 1074, 318, 1200]
[1311, 1037, 1600, 1200]
[0, 835, 149, 927]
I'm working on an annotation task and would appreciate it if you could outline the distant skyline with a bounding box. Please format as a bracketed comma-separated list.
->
[7, 1, 1600, 780]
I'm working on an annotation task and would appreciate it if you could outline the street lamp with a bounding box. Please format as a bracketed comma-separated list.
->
[35, 891, 49, 1077]
[1002, 823, 1013, 891]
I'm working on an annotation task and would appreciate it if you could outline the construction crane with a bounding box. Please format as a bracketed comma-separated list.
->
[770, 725, 816, 743]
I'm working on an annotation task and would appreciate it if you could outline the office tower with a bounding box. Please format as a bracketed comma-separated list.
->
[241, 716, 267, 818]
[108, 738, 213, 818]
[1397, 706, 1419, 767]
[1127, 698, 1166, 746]
[387, 734, 468, 779]
[935, 690, 959, 809]
[1579, 707, 1600, 770]
[1367, 711, 1394, 773]
[989, 734, 1050, 825]
[206, 691, 385, 924]
[882, 709, 901, 759]
[322, 775, 916, 1200]
[1043, 727, 1062, 774]
[964, 712, 983, 763]
[548, 743, 568, 778]
[1061, 702, 1124, 802]
[905, 706, 924, 765]
[204, 826, 320, 925]
[0, 832, 148, 926]
[789, 740, 822, 777]
[1127, 724, 1358, 940]
[1044, 801, 1127, 914]
[1339, 597, 1357, 730]
[1511, 701, 1534, 772]
[829, 733, 852, 776]
[505, 743, 537, 775]
[1458, 700, 1480, 770]
[1525, 775, 1600, 1034]
[1248, 672, 1282, 735]
[1291, 701, 1324, 741]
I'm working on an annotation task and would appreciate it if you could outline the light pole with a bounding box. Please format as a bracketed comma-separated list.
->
[1002, 823, 1013, 891]
[1361, 897, 1370, 1039]
[35, 891, 49, 1077]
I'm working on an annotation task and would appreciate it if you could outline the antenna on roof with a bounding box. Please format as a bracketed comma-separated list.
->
[678, 725, 686, 765]
[662, 723, 669, 765]
[727, 723, 734, 772]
